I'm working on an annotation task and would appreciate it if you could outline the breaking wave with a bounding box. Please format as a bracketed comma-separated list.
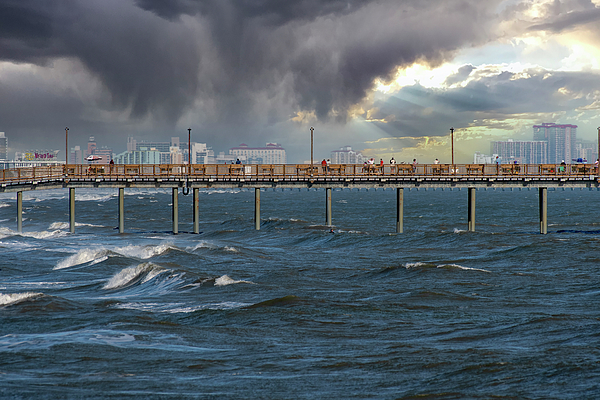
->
[103, 263, 167, 290]
[0, 292, 45, 306]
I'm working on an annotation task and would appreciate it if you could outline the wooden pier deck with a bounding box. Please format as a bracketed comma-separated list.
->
[0, 163, 599, 192]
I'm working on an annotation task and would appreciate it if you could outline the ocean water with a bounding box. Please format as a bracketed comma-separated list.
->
[0, 186, 599, 399]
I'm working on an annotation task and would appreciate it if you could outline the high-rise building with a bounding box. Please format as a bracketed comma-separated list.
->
[229, 143, 286, 164]
[330, 146, 365, 164]
[114, 149, 161, 164]
[70, 146, 82, 164]
[533, 123, 577, 164]
[0, 132, 7, 161]
[575, 140, 597, 163]
[491, 140, 548, 164]
[94, 147, 113, 163]
[86, 136, 97, 159]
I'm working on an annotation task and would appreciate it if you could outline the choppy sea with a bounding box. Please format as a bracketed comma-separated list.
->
[0, 187, 599, 399]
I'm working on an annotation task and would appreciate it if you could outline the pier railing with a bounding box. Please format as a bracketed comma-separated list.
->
[0, 163, 598, 186]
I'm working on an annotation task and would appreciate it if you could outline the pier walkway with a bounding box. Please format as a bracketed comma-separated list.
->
[1, 163, 598, 235]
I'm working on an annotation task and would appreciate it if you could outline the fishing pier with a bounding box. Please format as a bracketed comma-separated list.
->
[1, 163, 599, 234]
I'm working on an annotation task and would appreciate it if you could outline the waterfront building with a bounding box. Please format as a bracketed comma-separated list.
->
[70, 146, 82, 164]
[473, 152, 495, 164]
[330, 146, 365, 164]
[0, 132, 7, 161]
[16, 150, 60, 162]
[86, 136, 97, 160]
[491, 140, 547, 164]
[229, 143, 286, 164]
[113, 149, 161, 164]
[575, 140, 597, 163]
[533, 123, 577, 164]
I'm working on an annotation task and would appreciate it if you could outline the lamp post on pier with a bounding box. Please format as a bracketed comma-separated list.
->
[65, 127, 69, 166]
[188, 128, 191, 167]
[310, 127, 314, 176]
[597, 127, 599, 170]
[450, 127, 454, 166]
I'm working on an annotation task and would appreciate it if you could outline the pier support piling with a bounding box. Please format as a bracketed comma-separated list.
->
[17, 191, 22, 233]
[69, 188, 75, 233]
[539, 187, 547, 234]
[468, 187, 476, 232]
[193, 188, 199, 234]
[255, 188, 260, 230]
[172, 188, 179, 234]
[326, 188, 332, 227]
[396, 188, 404, 233]
[118, 188, 124, 233]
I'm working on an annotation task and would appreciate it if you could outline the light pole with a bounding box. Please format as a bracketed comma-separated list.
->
[597, 127, 599, 168]
[310, 127, 314, 176]
[65, 127, 69, 165]
[450, 127, 454, 165]
[188, 128, 191, 166]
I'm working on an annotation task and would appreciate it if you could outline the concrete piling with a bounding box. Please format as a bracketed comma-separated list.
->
[396, 188, 403, 233]
[118, 188, 124, 233]
[193, 188, 199, 234]
[326, 188, 332, 227]
[539, 187, 547, 234]
[17, 191, 22, 233]
[255, 188, 260, 230]
[69, 188, 75, 233]
[468, 187, 476, 232]
[172, 188, 178, 234]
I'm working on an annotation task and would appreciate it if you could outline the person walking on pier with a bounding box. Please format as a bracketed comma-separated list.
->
[321, 159, 327, 174]
[412, 159, 417, 173]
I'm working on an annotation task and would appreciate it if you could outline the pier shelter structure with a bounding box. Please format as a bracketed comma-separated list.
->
[1, 163, 599, 235]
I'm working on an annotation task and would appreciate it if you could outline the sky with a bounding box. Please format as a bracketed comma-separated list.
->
[3, 0, 600, 163]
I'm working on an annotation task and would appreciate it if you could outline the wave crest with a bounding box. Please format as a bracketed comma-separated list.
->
[0, 292, 44, 306]
[103, 263, 166, 290]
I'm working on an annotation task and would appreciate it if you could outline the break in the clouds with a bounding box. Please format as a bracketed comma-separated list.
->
[2, 0, 600, 162]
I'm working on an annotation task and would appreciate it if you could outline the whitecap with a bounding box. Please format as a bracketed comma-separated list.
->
[75, 194, 114, 202]
[214, 275, 253, 286]
[49, 222, 69, 230]
[0, 203, 10, 208]
[113, 243, 175, 259]
[437, 264, 491, 273]
[103, 263, 166, 290]
[0, 292, 44, 306]
[55, 248, 109, 270]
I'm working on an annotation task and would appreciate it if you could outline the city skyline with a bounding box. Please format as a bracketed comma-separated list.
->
[4, 1, 600, 163]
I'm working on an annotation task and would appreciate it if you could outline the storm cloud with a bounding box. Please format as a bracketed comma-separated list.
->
[3, 0, 600, 162]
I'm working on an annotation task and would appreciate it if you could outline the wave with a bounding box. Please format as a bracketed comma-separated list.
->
[0, 292, 45, 306]
[403, 262, 490, 273]
[55, 248, 111, 270]
[48, 222, 106, 230]
[0, 203, 9, 208]
[214, 275, 253, 286]
[113, 243, 176, 259]
[54, 243, 176, 270]
[74, 193, 114, 202]
[103, 263, 167, 290]
[0, 227, 68, 240]
[115, 301, 250, 313]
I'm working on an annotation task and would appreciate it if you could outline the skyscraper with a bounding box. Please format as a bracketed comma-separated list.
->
[0, 132, 7, 161]
[533, 123, 577, 164]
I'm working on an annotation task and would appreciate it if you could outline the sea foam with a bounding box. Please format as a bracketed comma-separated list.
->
[0, 292, 44, 306]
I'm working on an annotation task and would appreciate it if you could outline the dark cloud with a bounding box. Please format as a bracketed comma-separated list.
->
[0, 0, 501, 127]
